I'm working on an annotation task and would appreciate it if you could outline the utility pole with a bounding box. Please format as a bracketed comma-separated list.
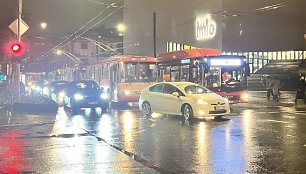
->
[153, 12, 157, 58]
[18, 0, 22, 42]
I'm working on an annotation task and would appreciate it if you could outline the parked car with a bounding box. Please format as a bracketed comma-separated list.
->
[139, 82, 230, 120]
[43, 80, 69, 103]
[63, 80, 109, 113]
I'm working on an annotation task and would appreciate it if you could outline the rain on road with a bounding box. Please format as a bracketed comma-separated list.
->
[1, 92, 306, 174]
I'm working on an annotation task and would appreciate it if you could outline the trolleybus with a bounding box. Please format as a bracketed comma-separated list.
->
[157, 49, 250, 103]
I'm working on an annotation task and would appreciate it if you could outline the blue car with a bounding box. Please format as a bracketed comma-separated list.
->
[63, 80, 109, 113]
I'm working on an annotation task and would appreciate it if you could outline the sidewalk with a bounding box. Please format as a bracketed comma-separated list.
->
[235, 91, 306, 110]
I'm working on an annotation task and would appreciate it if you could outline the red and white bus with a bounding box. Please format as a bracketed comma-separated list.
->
[83, 55, 158, 105]
[157, 49, 250, 103]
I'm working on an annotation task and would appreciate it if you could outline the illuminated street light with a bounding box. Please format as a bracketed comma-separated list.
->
[54, 49, 80, 62]
[117, 23, 126, 36]
[55, 49, 62, 55]
[40, 22, 47, 29]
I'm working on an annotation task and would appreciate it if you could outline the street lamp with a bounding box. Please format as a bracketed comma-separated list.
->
[54, 49, 80, 62]
[55, 49, 62, 55]
[117, 23, 126, 36]
[40, 22, 47, 29]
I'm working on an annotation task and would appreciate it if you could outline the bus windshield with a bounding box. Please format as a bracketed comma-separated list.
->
[123, 62, 157, 82]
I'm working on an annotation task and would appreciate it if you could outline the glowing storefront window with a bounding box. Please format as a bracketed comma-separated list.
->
[210, 59, 242, 66]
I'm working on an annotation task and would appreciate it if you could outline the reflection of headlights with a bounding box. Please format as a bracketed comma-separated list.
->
[101, 93, 109, 99]
[74, 94, 84, 100]
[241, 92, 249, 101]
[124, 90, 130, 95]
[59, 91, 65, 98]
[196, 99, 208, 105]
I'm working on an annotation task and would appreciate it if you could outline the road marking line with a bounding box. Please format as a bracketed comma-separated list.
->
[294, 113, 306, 115]
[150, 123, 156, 127]
[265, 119, 289, 124]
[135, 130, 146, 134]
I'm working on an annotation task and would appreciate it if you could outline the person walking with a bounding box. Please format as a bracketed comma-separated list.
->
[263, 75, 273, 100]
[296, 75, 306, 103]
[269, 76, 281, 102]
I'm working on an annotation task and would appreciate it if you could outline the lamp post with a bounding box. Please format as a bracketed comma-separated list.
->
[117, 23, 126, 36]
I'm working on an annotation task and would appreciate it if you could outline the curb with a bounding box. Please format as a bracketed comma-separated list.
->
[12, 102, 58, 113]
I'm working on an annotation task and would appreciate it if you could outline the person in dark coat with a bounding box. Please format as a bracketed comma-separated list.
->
[296, 75, 306, 103]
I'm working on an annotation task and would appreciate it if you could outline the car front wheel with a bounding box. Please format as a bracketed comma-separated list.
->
[182, 104, 194, 121]
[142, 102, 152, 117]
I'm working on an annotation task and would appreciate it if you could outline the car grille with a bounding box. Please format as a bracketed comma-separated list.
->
[209, 110, 227, 114]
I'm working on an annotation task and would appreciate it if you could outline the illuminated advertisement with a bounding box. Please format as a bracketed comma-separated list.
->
[195, 15, 217, 40]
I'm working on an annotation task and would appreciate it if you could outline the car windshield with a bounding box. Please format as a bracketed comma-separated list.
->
[71, 81, 100, 91]
[182, 85, 211, 94]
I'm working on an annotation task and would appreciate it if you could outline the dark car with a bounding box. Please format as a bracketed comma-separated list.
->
[43, 80, 69, 103]
[63, 80, 108, 113]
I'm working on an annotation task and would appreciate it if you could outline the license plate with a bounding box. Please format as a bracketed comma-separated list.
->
[215, 105, 225, 110]
[88, 101, 98, 105]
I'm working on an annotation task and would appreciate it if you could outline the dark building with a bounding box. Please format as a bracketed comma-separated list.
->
[123, 0, 306, 56]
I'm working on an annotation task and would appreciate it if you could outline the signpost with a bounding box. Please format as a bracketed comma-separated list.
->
[7, 0, 28, 103]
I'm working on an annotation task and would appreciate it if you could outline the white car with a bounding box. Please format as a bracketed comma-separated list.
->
[139, 82, 230, 120]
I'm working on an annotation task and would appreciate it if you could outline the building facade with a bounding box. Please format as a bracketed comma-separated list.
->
[123, 0, 306, 56]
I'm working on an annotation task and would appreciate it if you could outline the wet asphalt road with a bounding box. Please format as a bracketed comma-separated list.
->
[1, 91, 306, 174]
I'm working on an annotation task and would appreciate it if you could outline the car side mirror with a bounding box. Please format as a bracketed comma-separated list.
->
[100, 86, 104, 91]
[172, 92, 180, 97]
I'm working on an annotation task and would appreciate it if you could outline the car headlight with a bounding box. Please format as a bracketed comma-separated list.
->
[123, 90, 131, 95]
[101, 93, 109, 99]
[35, 86, 42, 92]
[59, 91, 66, 98]
[43, 87, 49, 95]
[224, 98, 229, 104]
[74, 94, 84, 100]
[196, 99, 208, 105]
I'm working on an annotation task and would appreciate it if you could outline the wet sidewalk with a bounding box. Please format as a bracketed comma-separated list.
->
[236, 91, 306, 110]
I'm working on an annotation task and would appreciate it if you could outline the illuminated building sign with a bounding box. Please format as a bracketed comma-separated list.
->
[210, 58, 242, 67]
[195, 15, 217, 40]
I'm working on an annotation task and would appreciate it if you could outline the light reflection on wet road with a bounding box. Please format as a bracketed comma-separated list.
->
[1, 92, 306, 173]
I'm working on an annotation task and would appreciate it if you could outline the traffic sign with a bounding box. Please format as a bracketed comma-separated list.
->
[9, 18, 29, 36]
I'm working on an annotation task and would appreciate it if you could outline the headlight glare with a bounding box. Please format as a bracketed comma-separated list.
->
[74, 94, 84, 100]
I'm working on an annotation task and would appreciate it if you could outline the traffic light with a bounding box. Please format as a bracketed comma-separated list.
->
[7, 40, 25, 57]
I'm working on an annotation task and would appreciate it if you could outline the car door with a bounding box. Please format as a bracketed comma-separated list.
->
[162, 84, 184, 115]
[148, 84, 165, 113]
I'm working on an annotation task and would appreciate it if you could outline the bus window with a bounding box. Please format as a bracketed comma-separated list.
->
[123, 63, 156, 82]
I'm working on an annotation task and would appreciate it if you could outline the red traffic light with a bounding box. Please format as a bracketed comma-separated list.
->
[7, 40, 24, 56]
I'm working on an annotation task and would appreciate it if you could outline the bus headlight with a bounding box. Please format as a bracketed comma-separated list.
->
[241, 92, 249, 101]
[74, 94, 84, 101]
[124, 90, 131, 95]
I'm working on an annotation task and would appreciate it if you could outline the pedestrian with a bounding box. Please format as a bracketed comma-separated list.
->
[295, 75, 306, 103]
[269, 76, 281, 102]
[263, 75, 273, 100]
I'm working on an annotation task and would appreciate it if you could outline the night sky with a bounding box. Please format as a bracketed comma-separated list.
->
[0, 0, 123, 39]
